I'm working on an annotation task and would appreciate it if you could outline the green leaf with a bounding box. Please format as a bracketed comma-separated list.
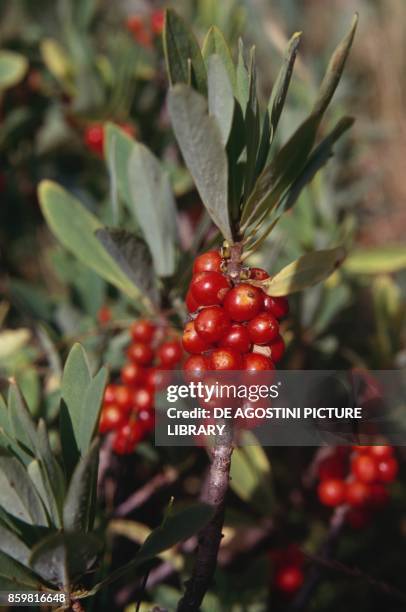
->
[104, 122, 135, 207]
[168, 84, 232, 243]
[61, 344, 91, 456]
[83, 503, 215, 597]
[0, 524, 30, 566]
[27, 460, 60, 528]
[63, 440, 99, 532]
[312, 14, 358, 119]
[263, 247, 346, 296]
[207, 55, 234, 146]
[164, 9, 207, 94]
[96, 229, 160, 308]
[202, 26, 236, 92]
[0, 51, 28, 91]
[38, 181, 147, 304]
[127, 145, 178, 277]
[268, 32, 301, 140]
[243, 47, 260, 200]
[0, 452, 48, 526]
[34, 420, 66, 526]
[7, 383, 37, 456]
[230, 432, 273, 514]
[344, 246, 406, 275]
[30, 532, 102, 588]
[78, 367, 107, 454]
[236, 39, 249, 114]
[0, 551, 42, 591]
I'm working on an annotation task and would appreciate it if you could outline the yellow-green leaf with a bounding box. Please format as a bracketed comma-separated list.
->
[344, 246, 406, 275]
[0, 51, 28, 91]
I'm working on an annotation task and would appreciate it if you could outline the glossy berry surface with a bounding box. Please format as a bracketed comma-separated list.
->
[317, 478, 346, 507]
[219, 324, 251, 354]
[351, 454, 378, 484]
[157, 341, 183, 367]
[191, 271, 230, 306]
[99, 405, 125, 434]
[182, 321, 210, 354]
[130, 319, 155, 343]
[121, 362, 145, 386]
[242, 353, 275, 371]
[127, 342, 154, 366]
[267, 335, 285, 363]
[249, 267, 270, 281]
[193, 250, 222, 274]
[209, 348, 242, 371]
[195, 307, 230, 343]
[275, 565, 304, 595]
[223, 283, 264, 322]
[247, 312, 279, 345]
[263, 295, 289, 319]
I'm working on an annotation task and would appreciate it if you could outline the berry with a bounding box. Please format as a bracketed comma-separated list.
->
[84, 124, 104, 156]
[157, 340, 183, 367]
[126, 15, 152, 47]
[186, 289, 199, 313]
[104, 384, 118, 405]
[318, 454, 346, 480]
[193, 250, 222, 274]
[195, 307, 230, 344]
[249, 267, 270, 280]
[151, 9, 165, 35]
[130, 319, 155, 343]
[275, 565, 304, 595]
[368, 483, 389, 508]
[317, 478, 346, 507]
[242, 353, 275, 371]
[263, 295, 289, 319]
[223, 283, 263, 322]
[138, 407, 155, 432]
[132, 386, 154, 412]
[113, 422, 144, 454]
[99, 405, 125, 434]
[219, 323, 251, 353]
[209, 348, 242, 371]
[182, 321, 210, 354]
[345, 480, 370, 507]
[127, 342, 154, 366]
[369, 445, 393, 460]
[351, 454, 378, 484]
[247, 312, 279, 345]
[145, 368, 171, 391]
[114, 385, 134, 412]
[376, 457, 398, 483]
[268, 335, 285, 363]
[97, 306, 112, 325]
[121, 362, 145, 386]
[190, 271, 230, 306]
[183, 355, 209, 379]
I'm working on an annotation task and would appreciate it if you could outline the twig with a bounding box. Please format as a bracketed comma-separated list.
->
[114, 467, 178, 517]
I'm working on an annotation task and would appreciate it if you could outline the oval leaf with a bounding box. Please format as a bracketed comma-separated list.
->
[207, 55, 234, 146]
[168, 84, 232, 243]
[202, 26, 236, 92]
[264, 247, 346, 296]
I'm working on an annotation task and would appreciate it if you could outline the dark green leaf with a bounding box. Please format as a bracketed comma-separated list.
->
[127, 144, 178, 277]
[7, 383, 37, 455]
[61, 344, 91, 454]
[168, 84, 232, 243]
[63, 440, 99, 532]
[202, 26, 236, 92]
[207, 55, 234, 146]
[312, 14, 358, 119]
[243, 47, 260, 200]
[96, 229, 159, 307]
[0, 452, 48, 526]
[0, 525, 30, 566]
[268, 32, 301, 139]
[104, 123, 135, 207]
[0, 551, 43, 591]
[236, 39, 249, 114]
[34, 420, 66, 526]
[164, 9, 207, 94]
[78, 366, 107, 454]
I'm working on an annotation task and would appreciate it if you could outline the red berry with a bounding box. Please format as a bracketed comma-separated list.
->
[345, 480, 370, 507]
[209, 348, 241, 371]
[351, 454, 378, 484]
[126, 16, 152, 47]
[219, 323, 251, 353]
[186, 288, 199, 313]
[195, 306, 230, 344]
[275, 565, 304, 595]
[104, 384, 118, 405]
[144, 368, 171, 391]
[242, 353, 275, 371]
[97, 306, 112, 325]
[247, 312, 279, 345]
[84, 124, 104, 156]
[138, 407, 155, 432]
[127, 342, 154, 366]
[157, 340, 183, 367]
[132, 386, 154, 412]
[114, 385, 134, 412]
[223, 283, 263, 322]
[113, 421, 144, 454]
[376, 457, 398, 483]
[99, 405, 125, 434]
[267, 335, 285, 363]
[368, 445, 393, 460]
[190, 271, 230, 306]
[130, 319, 155, 343]
[317, 478, 346, 507]
[193, 250, 222, 274]
[183, 355, 209, 380]
[121, 362, 145, 386]
[368, 483, 389, 508]
[182, 321, 210, 354]
[151, 9, 165, 35]
[318, 454, 346, 480]
[263, 295, 289, 319]
[249, 267, 269, 281]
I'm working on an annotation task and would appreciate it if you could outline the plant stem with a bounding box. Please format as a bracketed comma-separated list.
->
[177, 242, 243, 611]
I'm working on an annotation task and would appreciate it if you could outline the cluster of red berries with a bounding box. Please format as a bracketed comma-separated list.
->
[182, 250, 288, 374]
[84, 122, 135, 157]
[99, 319, 182, 454]
[271, 545, 304, 597]
[317, 444, 398, 528]
[126, 9, 164, 47]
